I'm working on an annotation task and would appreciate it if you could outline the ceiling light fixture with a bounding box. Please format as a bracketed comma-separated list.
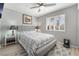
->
[30, 3, 56, 12]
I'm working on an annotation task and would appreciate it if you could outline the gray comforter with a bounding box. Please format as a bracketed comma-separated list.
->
[18, 31, 56, 56]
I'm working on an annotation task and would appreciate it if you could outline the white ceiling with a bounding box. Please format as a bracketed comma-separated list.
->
[4, 3, 76, 17]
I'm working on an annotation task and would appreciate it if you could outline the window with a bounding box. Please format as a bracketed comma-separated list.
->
[46, 14, 65, 31]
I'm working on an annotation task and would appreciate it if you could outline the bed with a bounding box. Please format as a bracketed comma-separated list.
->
[18, 31, 56, 56]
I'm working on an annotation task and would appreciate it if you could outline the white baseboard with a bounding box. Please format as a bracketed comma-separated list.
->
[58, 41, 79, 48]
[71, 45, 79, 48]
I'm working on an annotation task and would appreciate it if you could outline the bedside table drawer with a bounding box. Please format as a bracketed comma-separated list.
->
[5, 37, 16, 46]
[7, 37, 15, 43]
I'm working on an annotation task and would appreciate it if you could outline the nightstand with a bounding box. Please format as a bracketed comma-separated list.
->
[4, 30, 16, 46]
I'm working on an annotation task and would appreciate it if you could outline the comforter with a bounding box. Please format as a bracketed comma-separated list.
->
[18, 31, 56, 55]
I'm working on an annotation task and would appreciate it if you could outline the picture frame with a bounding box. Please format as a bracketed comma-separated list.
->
[22, 14, 32, 24]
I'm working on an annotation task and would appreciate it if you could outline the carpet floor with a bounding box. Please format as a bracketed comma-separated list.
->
[0, 42, 79, 56]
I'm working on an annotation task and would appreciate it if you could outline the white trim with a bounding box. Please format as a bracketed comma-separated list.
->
[71, 45, 79, 48]
[58, 41, 79, 48]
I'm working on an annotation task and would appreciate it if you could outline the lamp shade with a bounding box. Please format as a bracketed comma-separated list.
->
[10, 25, 18, 30]
[35, 26, 40, 29]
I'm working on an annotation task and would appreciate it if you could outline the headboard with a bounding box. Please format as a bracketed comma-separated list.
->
[18, 25, 35, 32]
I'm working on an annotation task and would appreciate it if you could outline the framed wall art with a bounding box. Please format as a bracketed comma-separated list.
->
[22, 14, 32, 24]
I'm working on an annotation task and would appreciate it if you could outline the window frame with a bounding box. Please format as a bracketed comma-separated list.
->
[46, 14, 65, 32]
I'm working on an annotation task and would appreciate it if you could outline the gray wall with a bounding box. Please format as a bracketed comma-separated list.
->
[38, 4, 78, 46]
[77, 10, 79, 46]
[2, 8, 38, 26]
[0, 20, 1, 36]
[0, 8, 38, 42]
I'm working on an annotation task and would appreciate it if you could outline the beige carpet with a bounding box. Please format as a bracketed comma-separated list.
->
[0, 42, 79, 56]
